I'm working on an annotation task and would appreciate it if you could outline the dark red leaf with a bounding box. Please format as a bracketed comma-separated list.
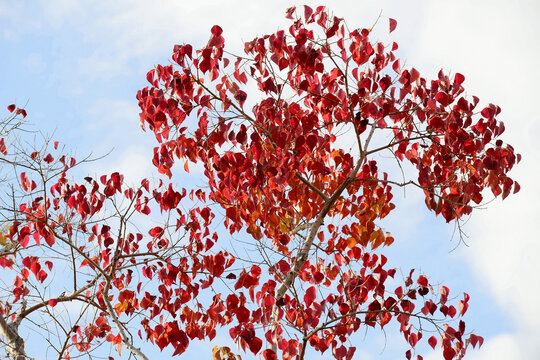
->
[417, 275, 428, 288]
[0, 138, 7, 155]
[16, 109, 27, 118]
[469, 334, 484, 348]
[454, 73, 465, 85]
[428, 336, 437, 349]
[389, 18, 397, 33]
[304, 286, 317, 307]
[304, 5, 313, 21]
[211, 25, 223, 37]
[392, 59, 401, 74]
[149, 226, 164, 238]
[249, 337, 263, 354]
[443, 347, 456, 360]
[263, 349, 278, 360]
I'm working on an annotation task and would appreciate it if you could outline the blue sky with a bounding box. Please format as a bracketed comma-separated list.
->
[1, 0, 538, 359]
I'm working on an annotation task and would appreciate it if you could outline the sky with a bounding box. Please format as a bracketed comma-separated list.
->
[1, 0, 539, 359]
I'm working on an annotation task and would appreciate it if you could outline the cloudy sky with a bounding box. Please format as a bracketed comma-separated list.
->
[1, 0, 538, 359]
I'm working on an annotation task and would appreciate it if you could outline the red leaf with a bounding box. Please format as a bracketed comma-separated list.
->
[263, 349, 278, 360]
[435, 91, 450, 106]
[234, 90, 247, 107]
[304, 5, 313, 21]
[285, 7, 296, 20]
[440, 286, 449, 297]
[410, 68, 420, 82]
[428, 336, 437, 349]
[409, 332, 418, 347]
[469, 334, 484, 348]
[19, 234, 30, 249]
[37, 270, 47, 283]
[0, 138, 7, 155]
[236, 306, 250, 322]
[7, 104, 16, 113]
[304, 286, 317, 307]
[392, 59, 401, 74]
[16, 109, 27, 118]
[146, 69, 155, 84]
[389, 18, 397, 33]
[44, 231, 55, 247]
[454, 73, 465, 85]
[211, 25, 223, 37]
[458, 300, 469, 315]
[149, 226, 164, 238]
[30, 262, 41, 276]
[249, 336, 262, 354]
[443, 347, 456, 360]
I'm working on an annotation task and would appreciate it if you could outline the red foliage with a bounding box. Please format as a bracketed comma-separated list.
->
[0, 5, 518, 360]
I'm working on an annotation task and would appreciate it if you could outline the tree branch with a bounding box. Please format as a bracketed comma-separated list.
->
[102, 287, 149, 360]
[269, 156, 365, 351]
[363, 134, 438, 157]
[0, 311, 27, 360]
[18, 277, 100, 321]
[294, 173, 329, 202]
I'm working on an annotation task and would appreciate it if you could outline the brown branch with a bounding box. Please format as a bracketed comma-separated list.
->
[98, 205, 148, 360]
[18, 277, 99, 321]
[304, 308, 447, 343]
[102, 284, 148, 360]
[294, 173, 329, 202]
[269, 155, 365, 352]
[324, 42, 364, 157]
[57, 324, 77, 360]
[363, 134, 438, 157]
[0, 311, 27, 360]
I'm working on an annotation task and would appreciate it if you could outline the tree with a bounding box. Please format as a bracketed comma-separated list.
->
[0, 6, 519, 360]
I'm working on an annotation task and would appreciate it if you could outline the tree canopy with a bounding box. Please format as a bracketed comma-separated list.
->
[0, 6, 519, 360]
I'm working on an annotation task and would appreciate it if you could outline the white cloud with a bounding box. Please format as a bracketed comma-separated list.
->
[94, 144, 154, 186]
[462, 334, 523, 360]
[79, 98, 155, 184]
